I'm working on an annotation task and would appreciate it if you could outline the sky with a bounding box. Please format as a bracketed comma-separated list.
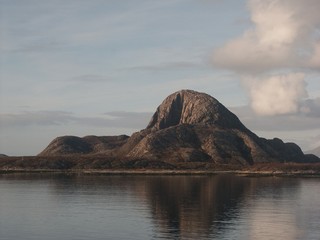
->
[0, 0, 319, 156]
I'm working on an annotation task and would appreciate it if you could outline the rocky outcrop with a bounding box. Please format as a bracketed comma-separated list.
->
[39, 89, 319, 165]
[119, 90, 318, 164]
[39, 135, 129, 156]
[147, 90, 247, 131]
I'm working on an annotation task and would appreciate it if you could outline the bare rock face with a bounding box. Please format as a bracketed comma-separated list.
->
[121, 90, 317, 164]
[147, 90, 247, 131]
[121, 90, 262, 164]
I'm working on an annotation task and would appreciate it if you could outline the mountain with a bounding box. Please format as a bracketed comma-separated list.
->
[39, 90, 319, 165]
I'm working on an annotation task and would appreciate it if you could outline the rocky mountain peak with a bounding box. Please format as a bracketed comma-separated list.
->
[33, 89, 319, 166]
[147, 89, 247, 131]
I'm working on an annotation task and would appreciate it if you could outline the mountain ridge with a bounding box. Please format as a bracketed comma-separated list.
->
[38, 90, 319, 166]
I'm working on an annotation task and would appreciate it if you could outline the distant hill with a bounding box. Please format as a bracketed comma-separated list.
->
[0, 154, 8, 157]
[306, 146, 320, 157]
[38, 89, 319, 165]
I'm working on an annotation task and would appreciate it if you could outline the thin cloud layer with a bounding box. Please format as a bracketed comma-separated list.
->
[231, 101, 320, 132]
[309, 42, 320, 69]
[0, 111, 152, 129]
[0, 111, 75, 127]
[300, 97, 320, 117]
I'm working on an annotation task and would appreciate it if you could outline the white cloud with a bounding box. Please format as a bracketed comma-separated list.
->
[212, 0, 320, 117]
[243, 73, 308, 116]
[212, 0, 320, 72]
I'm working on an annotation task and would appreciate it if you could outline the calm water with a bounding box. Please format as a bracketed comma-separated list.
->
[0, 174, 319, 240]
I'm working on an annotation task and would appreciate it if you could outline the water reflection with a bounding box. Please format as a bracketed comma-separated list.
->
[241, 177, 303, 240]
[46, 174, 301, 239]
[46, 174, 251, 229]
[142, 175, 251, 239]
[1, 173, 317, 240]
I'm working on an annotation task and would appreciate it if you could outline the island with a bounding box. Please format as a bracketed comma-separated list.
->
[1, 90, 319, 175]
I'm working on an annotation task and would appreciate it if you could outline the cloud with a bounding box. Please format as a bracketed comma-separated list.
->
[0, 110, 152, 129]
[212, 0, 320, 117]
[0, 111, 75, 127]
[242, 73, 308, 116]
[309, 41, 320, 69]
[1, 0, 188, 54]
[212, 0, 320, 73]
[104, 111, 152, 128]
[300, 97, 320, 117]
[0, 110, 153, 156]
[230, 101, 320, 132]
[309, 135, 320, 151]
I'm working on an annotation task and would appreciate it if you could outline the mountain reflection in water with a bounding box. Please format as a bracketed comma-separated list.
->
[0, 174, 318, 240]
[143, 175, 250, 239]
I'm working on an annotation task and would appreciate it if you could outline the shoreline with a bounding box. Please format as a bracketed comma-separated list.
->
[1, 156, 320, 177]
[1, 168, 320, 177]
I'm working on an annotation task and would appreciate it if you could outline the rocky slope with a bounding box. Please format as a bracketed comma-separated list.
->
[39, 90, 319, 165]
[39, 135, 129, 156]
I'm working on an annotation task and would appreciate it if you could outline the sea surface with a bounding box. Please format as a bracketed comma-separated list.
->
[0, 174, 319, 240]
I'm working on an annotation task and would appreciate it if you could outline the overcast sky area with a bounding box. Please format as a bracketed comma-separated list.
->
[1, 0, 320, 156]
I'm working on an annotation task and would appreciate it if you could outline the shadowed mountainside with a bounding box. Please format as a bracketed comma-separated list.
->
[37, 90, 319, 166]
[39, 135, 129, 156]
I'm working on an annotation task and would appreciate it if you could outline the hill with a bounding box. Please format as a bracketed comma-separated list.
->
[39, 135, 129, 156]
[38, 90, 319, 166]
